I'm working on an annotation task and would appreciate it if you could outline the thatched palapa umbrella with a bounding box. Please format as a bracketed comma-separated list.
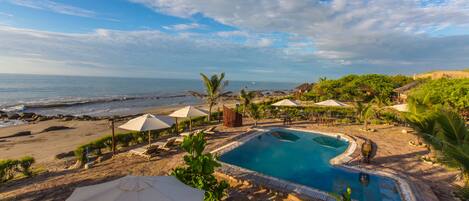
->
[119, 114, 174, 146]
[169, 106, 207, 132]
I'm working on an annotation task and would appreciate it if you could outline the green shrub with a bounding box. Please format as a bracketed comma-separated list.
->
[0, 160, 17, 182]
[116, 133, 133, 147]
[171, 132, 229, 201]
[0, 156, 35, 183]
[18, 156, 35, 177]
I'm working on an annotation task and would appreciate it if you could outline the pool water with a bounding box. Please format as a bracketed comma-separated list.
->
[219, 129, 402, 201]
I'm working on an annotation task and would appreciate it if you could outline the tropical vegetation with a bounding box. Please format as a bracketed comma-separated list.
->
[0, 156, 35, 183]
[407, 78, 469, 113]
[190, 73, 230, 122]
[405, 98, 469, 199]
[239, 89, 256, 115]
[171, 132, 229, 201]
[302, 74, 413, 103]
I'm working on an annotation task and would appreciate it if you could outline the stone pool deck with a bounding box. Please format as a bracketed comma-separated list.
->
[211, 127, 416, 201]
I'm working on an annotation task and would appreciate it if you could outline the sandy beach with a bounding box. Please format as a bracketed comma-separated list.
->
[0, 100, 242, 163]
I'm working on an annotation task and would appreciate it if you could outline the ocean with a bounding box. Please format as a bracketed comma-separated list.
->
[0, 74, 297, 117]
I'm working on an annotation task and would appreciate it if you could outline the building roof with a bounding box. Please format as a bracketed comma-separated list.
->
[393, 81, 421, 93]
[295, 83, 313, 92]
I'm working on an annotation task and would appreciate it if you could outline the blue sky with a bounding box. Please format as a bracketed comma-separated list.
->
[0, 0, 468, 82]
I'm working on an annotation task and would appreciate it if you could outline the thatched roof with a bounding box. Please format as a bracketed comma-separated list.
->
[295, 83, 313, 92]
[393, 81, 421, 93]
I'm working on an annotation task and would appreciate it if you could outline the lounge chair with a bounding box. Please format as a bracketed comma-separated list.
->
[128, 145, 159, 159]
[151, 137, 176, 151]
[179, 131, 192, 137]
[203, 126, 216, 134]
[174, 136, 184, 144]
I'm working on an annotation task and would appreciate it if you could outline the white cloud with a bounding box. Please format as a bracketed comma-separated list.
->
[0, 26, 329, 81]
[162, 23, 203, 31]
[132, 0, 469, 70]
[216, 30, 249, 37]
[0, 12, 13, 17]
[7, 0, 96, 18]
[255, 38, 273, 47]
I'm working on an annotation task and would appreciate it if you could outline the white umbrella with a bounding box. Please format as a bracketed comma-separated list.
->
[314, 99, 350, 107]
[169, 106, 207, 131]
[272, 99, 299, 107]
[119, 114, 174, 146]
[66, 175, 205, 201]
[390, 103, 408, 112]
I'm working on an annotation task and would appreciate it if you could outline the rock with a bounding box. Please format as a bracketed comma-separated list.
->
[55, 151, 75, 159]
[0, 131, 32, 139]
[36, 116, 51, 122]
[19, 112, 35, 119]
[61, 117, 71, 121]
[84, 161, 95, 169]
[81, 115, 92, 120]
[41, 126, 73, 133]
[7, 113, 20, 119]
[96, 153, 112, 163]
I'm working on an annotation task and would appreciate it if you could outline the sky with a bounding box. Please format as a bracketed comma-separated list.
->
[0, 0, 468, 82]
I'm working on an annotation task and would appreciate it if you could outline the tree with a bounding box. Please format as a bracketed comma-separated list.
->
[190, 73, 229, 122]
[239, 89, 256, 115]
[171, 132, 229, 201]
[246, 103, 262, 126]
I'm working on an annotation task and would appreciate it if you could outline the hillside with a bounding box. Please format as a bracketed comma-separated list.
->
[414, 70, 469, 79]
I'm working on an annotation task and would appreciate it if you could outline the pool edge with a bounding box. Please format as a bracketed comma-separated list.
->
[211, 127, 416, 201]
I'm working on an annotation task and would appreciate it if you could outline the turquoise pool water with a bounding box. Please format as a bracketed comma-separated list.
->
[219, 129, 402, 201]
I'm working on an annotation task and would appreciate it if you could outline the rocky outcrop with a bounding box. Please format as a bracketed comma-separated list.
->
[40, 126, 73, 133]
[0, 131, 32, 139]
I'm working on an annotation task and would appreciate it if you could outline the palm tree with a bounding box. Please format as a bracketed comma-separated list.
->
[362, 103, 375, 131]
[407, 109, 469, 183]
[246, 103, 261, 126]
[239, 89, 256, 115]
[189, 73, 229, 122]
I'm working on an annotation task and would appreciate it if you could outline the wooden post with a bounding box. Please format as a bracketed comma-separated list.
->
[110, 118, 116, 155]
[148, 130, 151, 146]
[175, 118, 179, 133]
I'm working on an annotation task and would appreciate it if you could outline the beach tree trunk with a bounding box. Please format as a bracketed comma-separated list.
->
[208, 102, 213, 122]
[364, 119, 368, 131]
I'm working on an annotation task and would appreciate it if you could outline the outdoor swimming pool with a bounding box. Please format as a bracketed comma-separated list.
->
[219, 128, 403, 201]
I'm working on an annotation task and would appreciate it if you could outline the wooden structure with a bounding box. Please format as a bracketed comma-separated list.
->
[223, 106, 242, 127]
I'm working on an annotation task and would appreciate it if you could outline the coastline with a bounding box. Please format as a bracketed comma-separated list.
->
[0, 98, 245, 163]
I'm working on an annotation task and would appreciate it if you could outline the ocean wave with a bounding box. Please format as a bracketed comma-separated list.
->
[1, 94, 190, 111]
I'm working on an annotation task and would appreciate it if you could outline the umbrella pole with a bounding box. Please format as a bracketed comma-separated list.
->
[175, 118, 178, 134]
[189, 118, 192, 131]
[148, 130, 151, 146]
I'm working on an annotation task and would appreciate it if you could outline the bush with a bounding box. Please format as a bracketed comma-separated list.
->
[0, 156, 35, 183]
[171, 132, 229, 201]
[408, 78, 469, 112]
[18, 156, 35, 177]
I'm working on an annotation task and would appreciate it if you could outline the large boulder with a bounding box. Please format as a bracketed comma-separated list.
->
[7, 113, 20, 119]
[55, 151, 75, 159]
[0, 131, 32, 139]
[40, 126, 73, 133]
[19, 112, 35, 119]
